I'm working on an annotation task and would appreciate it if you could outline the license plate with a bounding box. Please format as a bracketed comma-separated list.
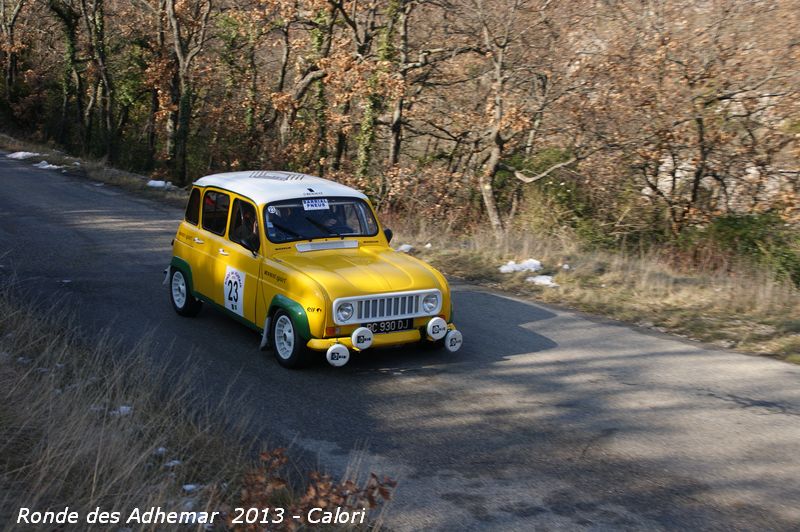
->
[363, 318, 413, 334]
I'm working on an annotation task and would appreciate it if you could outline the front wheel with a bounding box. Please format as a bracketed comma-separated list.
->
[271, 310, 311, 368]
[169, 268, 202, 317]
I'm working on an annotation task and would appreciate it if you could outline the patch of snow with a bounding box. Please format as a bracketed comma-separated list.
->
[147, 180, 171, 189]
[72, 161, 81, 166]
[526, 275, 559, 287]
[33, 160, 63, 170]
[164, 459, 182, 468]
[396, 244, 413, 253]
[561, 264, 571, 270]
[60, 279, 72, 284]
[6, 151, 41, 160]
[16, 356, 31, 364]
[499, 259, 542, 273]
[424, 243, 432, 249]
[182, 484, 201, 493]
[154, 446, 167, 456]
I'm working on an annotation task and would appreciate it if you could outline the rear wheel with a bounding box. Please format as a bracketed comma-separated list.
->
[272, 310, 311, 368]
[170, 268, 202, 317]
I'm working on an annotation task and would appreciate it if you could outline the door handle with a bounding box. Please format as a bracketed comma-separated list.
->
[218, 249, 229, 256]
[193, 237, 204, 244]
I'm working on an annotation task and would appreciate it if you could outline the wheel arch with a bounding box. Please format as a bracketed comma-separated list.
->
[170, 256, 196, 297]
[268, 294, 312, 341]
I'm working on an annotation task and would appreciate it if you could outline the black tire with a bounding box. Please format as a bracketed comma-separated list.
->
[169, 267, 202, 317]
[271, 309, 311, 369]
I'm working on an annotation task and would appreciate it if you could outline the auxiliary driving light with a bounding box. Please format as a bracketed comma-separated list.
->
[444, 329, 463, 352]
[426, 317, 448, 341]
[351, 327, 374, 350]
[326, 344, 350, 367]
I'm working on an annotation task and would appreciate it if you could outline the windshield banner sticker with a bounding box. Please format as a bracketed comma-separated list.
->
[302, 198, 329, 211]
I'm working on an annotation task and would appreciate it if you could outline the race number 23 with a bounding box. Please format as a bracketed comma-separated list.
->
[223, 267, 245, 316]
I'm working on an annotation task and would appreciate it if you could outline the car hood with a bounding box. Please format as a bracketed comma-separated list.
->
[274, 245, 444, 299]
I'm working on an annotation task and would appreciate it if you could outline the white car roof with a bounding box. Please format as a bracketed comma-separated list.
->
[193, 171, 367, 205]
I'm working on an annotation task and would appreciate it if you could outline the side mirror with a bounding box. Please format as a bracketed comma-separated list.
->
[384, 228, 393, 244]
[243, 236, 260, 255]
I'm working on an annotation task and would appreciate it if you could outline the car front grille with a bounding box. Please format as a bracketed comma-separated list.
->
[333, 289, 441, 325]
[357, 293, 419, 321]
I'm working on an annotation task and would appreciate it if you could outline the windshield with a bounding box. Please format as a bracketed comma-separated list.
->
[264, 197, 379, 243]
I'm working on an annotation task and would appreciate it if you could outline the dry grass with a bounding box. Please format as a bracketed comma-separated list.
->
[389, 222, 800, 363]
[0, 280, 392, 530]
[0, 133, 188, 206]
[0, 280, 257, 529]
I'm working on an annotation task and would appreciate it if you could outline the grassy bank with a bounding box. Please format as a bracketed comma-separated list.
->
[391, 225, 800, 364]
[0, 133, 188, 206]
[0, 280, 392, 530]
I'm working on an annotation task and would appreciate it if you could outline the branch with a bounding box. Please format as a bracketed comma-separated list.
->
[400, 46, 483, 73]
[292, 69, 326, 101]
[501, 157, 577, 183]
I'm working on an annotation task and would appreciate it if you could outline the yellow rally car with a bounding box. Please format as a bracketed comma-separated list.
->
[167, 171, 462, 368]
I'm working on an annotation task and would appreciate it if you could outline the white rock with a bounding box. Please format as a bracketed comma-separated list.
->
[396, 244, 413, 253]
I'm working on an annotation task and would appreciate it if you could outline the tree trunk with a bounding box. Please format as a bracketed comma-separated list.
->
[481, 142, 504, 237]
[1, 0, 25, 102]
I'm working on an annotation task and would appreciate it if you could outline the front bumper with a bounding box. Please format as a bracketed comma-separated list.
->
[306, 323, 456, 352]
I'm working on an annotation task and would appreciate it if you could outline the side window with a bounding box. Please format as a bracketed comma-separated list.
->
[185, 188, 200, 225]
[228, 199, 260, 251]
[201, 190, 230, 236]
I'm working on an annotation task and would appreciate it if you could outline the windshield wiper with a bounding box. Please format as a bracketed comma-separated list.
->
[270, 220, 303, 239]
[304, 216, 342, 237]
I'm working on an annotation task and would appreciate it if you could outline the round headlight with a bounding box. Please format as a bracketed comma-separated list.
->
[422, 293, 439, 314]
[336, 302, 354, 322]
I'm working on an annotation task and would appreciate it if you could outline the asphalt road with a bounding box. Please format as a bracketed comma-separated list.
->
[1, 154, 800, 531]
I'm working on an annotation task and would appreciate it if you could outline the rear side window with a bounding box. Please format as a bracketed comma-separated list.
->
[202, 190, 230, 235]
[185, 188, 200, 225]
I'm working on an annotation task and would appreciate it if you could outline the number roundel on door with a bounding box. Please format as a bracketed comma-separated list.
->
[223, 266, 245, 316]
